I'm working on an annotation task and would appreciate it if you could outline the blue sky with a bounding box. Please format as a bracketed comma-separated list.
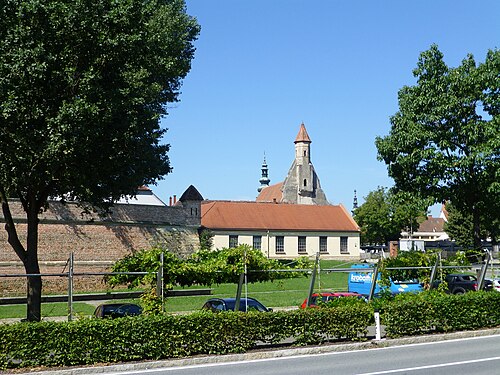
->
[155, 0, 500, 215]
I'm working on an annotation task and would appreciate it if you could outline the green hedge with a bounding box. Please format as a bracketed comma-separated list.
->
[382, 291, 500, 337]
[0, 304, 372, 370]
[5, 292, 499, 370]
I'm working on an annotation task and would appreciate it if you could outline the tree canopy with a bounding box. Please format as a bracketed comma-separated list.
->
[445, 202, 499, 248]
[376, 45, 500, 249]
[353, 187, 428, 245]
[0, 0, 200, 320]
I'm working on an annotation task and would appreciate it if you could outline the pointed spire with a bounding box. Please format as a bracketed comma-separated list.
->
[294, 123, 311, 144]
[258, 153, 271, 192]
[352, 189, 358, 215]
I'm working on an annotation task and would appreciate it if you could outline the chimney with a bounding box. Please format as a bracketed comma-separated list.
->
[169, 197, 172, 206]
[173, 195, 177, 204]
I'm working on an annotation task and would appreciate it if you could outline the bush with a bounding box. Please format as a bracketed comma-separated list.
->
[381, 291, 500, 337]
[0, 306, 372, 370]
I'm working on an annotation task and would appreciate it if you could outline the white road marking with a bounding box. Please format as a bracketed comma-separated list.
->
[356, 356, 500, 374]
[98, 335, 500, 374]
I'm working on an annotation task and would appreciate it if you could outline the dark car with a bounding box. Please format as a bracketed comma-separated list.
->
[93, 303, 143, 318]
[300, 292, 366, 308]
[433, 274, 493, 294]
[202, 297, 272, 312]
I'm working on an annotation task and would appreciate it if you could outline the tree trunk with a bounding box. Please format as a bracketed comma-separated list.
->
[25, 200, 42, 322]
[25, 258, 42, 322]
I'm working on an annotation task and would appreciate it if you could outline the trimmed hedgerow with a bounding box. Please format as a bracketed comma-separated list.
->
[0, 305, 372, 370]
[382, 291, 500, 337]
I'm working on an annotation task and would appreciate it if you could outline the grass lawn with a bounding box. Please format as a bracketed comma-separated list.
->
[0, 302, 96, 320]
[164, 260, 355, 312]
[0, 260, 359, 319]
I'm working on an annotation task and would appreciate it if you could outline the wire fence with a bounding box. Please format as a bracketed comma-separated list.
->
[1, 251, 499, 321]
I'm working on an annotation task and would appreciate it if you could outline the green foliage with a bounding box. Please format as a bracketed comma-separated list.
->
[106, 245, 312, 290]
[0, 307, 372, 369]
[198, 229, 214, 251]
[323, 296, 368, 308]
[445, 202, 499, 247]
[379, 250, 471, 289]
[139, 288, 164, 315]
[376, 45, 500, 249]
[0, 0, 200, 320]
[353, 187, 429, 245]
[382, 291, 500, 337]
[2, 291, 499, 369]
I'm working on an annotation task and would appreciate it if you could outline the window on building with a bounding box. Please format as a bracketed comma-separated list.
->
[340, 236, 348, 253]
[303, 179, 307, 187]
[319, 236, 328, 253]
[298, 236, 307, 253]
[253, 236, 262, 250]
[229, 235, 238, 249]
[275, 236, 285, 253]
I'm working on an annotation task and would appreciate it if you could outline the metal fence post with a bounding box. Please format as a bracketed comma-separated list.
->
[478, 250, 491, 290]
[368, 265, 379, 301]
[306, 253, 320, 307]
[234, 273, 245, 311]
[68, 252, 74, 321]
[156, 252, 165, 313]
[429, 253, 440, 288]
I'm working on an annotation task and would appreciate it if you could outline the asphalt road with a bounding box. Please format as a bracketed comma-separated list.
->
[98, 334, 500, 375]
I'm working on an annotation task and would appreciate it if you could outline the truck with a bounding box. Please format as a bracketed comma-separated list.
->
[348, 264, 423, 297]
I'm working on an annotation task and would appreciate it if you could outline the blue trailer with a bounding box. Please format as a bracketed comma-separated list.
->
[348, 264, 423, 297]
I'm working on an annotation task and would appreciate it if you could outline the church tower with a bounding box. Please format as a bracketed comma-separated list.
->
[281, 123, 329, 205]
[258, 155, 270, 192]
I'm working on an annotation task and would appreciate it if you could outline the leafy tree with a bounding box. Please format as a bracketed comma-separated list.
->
[106, 244, 312, 291]
[445, 202, 499, 249]
[376, 45, 500, 250]
[353, 187, 428, 245]
[0, 0, 200, 321]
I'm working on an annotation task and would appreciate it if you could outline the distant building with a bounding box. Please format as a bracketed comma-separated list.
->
[399, 204, 449, 250]
[115, 185, 167, 206]
[200, 123, 360, 259]
[257, 123, 329, 205]
[201, 200, 360, 259]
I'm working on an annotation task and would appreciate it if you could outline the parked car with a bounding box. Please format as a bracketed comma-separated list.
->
[433, 274, 493, 294]
[93, 303, 143, 318]
[202, 297, 272, 312]
[300, 292, 365, 308]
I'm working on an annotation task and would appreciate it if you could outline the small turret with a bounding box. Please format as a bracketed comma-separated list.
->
[258, 155, 271, 192]
[352, 190, 358, 215]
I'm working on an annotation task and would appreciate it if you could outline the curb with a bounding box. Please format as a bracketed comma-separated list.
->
[19, 327, 500, 375]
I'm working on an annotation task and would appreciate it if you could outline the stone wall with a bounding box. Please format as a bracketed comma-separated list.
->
[0, 200, 201, 296]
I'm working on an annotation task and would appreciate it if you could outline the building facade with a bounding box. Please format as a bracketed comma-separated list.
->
[201, 201, 360, 259]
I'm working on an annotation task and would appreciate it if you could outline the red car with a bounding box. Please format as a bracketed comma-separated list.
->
[300, 292, 365, 308]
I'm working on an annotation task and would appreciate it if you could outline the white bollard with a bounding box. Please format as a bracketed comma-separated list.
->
[374, 310, 381, 341]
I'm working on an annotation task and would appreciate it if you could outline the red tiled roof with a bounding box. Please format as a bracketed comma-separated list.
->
[256, 182, 283, 202]
[418, 217, 446, 233]
[201, 201, 359, 232]
[295, 123, 311, 143]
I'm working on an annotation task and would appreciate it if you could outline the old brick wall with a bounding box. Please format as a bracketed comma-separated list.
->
[0, 200, 201, 296]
